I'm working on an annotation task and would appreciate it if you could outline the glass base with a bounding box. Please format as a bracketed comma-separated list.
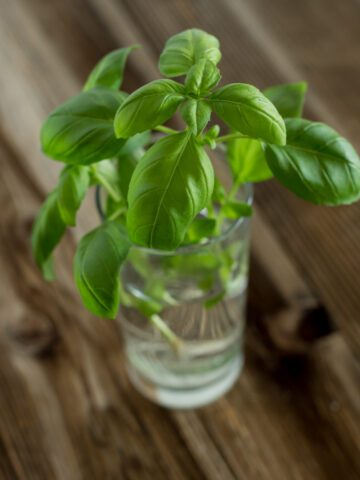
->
[127, 353, 243, 409]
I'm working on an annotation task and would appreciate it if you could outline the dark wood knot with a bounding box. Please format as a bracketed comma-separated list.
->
[264, 305, 334, 356]
[7, 309, 58, 356]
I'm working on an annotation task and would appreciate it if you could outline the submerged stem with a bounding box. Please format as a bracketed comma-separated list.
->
[150, 314, 183, 353]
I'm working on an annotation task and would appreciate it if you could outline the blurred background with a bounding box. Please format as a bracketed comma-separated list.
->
[0, 1, 360, 479]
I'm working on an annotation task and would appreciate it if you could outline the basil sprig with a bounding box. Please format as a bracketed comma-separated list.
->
[57, 165, 90, 226]
[31, 189, 67, 281]
[84, 46, 139, 92]
[41, 87, 127, 165]
[210, 84, 286, 145]
[114, 79, 185, 138]
[263, 82, 307, 119]
[33, 28, 360, 320]
[74, 222, 131, 318]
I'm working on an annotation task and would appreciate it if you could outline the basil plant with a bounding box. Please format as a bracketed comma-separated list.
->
[32, 29, 360, 321]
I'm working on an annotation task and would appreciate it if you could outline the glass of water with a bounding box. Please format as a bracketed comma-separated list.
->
[97, 178, 252, 408]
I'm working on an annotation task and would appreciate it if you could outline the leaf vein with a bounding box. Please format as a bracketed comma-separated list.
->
[149, 131, 191, 247]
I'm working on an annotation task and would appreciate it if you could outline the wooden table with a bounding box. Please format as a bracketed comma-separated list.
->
[0, 0, 360, 478]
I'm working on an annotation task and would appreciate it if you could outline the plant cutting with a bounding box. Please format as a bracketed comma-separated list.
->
[32, 29, 360, 408]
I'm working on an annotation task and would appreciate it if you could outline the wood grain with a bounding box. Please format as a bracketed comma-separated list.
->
[0, 0, 359, 478]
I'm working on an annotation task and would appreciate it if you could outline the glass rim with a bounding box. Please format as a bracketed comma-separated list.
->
[95, 182, 253, 256]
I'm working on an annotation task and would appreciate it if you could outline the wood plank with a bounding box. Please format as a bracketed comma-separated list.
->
[0, 0, 359, 478]
[0, 351, 58, 480]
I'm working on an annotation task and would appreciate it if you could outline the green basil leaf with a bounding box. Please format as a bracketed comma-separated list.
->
[197, 274, 216, 291]
[114, 79, 185, 138]
[204, 291, 225, 309]
[227, 137, 273, 183]
[92, 159, 122, 202]
[117, 152, 139, 201]
[119, 131, 150, 155]
[221, 201, 253, 219]
[41, 257, 56, 283]
[180, 99, 212, 135]
[210, 83, 286, 145]
[74, 221, 131, 318]
[57, 165, 90, 226]
[212, 177, 226, 203]
[83, 46, 139, 91]
[114, 132, 149, 202]
[219, 242, 243, 288]
[264, 118, 360, 205]
[185, 218, 216, 243]
[159, 29, 221, 77]
[41, 87, 127, 165]
[31, 189, 66, 281]
[127, 131, 214, 250]
[263, 82, 307, 118]
[185, 59, 221, 96]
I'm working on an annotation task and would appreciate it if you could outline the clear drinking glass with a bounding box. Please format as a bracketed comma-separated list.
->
[96, 146, 253, 409]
